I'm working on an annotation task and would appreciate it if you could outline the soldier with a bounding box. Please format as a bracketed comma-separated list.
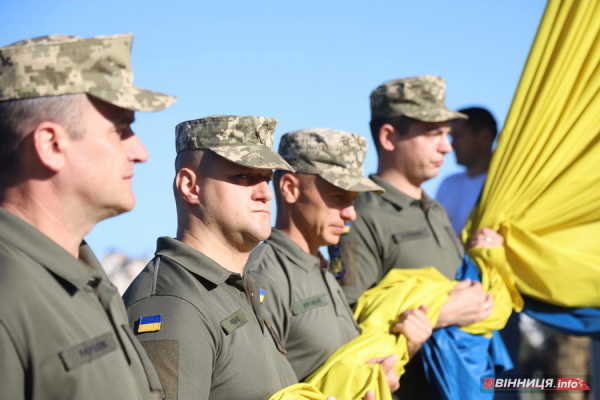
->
[246, 128, 433, 389]
[0, 34, 176, 399]
[123, 116, 301, 400]
[336, 76, 501, 399]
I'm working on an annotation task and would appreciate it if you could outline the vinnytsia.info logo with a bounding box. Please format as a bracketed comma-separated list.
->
[481, 376, 590, 392]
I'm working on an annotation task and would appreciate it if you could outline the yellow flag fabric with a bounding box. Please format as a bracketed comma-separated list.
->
[270, 267, 513, 400]
[270, 2, 599, 398]
[269, 383, 328, 400]
[465, 0, 600, 309]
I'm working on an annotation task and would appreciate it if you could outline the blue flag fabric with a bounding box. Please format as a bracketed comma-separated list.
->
[421, 256, 514, 400]
[523, 297, 600, 339]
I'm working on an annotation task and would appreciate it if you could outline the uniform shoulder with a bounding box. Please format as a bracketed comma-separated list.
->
[354, 190, 385, 210]
[245, 241, 276, 274]
[124, 254, 210, 308]
[245, 242, 288, 289]
[0, 241, 44, 310]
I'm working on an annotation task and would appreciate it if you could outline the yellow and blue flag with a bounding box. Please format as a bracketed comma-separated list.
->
[138, 314, 162, 333]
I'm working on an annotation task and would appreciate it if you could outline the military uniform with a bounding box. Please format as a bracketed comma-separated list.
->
[0, 34, 175, 399]
[247, 228, 360, 381]
[337, 175, 464, 305]
[0, 208, 163, 400]
[124, 115, 298, 400]
[123, 237, 297, 400]
[246, 128, 383, 383]
[336, 76, 468, 400]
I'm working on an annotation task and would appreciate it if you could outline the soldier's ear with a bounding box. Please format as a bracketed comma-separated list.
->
[32, 121, 69, 172]
[379, 123, 396, 152]
[175, 167, 201, 205]
[279, 172, 300, 204]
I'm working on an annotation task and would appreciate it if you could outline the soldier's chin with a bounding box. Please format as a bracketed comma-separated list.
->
[102, 198, 136, 221]
[322, 233, 341, 247]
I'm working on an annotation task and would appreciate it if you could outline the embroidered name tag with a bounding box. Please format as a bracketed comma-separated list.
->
[59, 332, 118, 371]
[291, 295, 329, 315]
[392, 228, 429, 243]
[220, 309, 248, 334]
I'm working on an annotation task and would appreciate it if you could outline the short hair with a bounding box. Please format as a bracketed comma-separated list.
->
[0, 94, 84, 180]
[369, 116, 417, 153]
[458, 107, 498, 140]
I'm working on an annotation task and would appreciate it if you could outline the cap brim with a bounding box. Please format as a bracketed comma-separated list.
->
[403, 108, 467, 123]
[88, 86, 177, 112]
[319, 172, 385, 194]
[209, 145, 295, 172]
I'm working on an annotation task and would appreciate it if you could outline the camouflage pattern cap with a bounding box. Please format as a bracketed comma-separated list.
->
[370, 75, 467, 122]
[176, 115, 294, 171]
[0, 33, 176, 112]
[278, 128, 384, 194]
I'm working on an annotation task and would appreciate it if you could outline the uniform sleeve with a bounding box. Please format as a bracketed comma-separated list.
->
[249, 270, 291, 345]
[0, 320, 25, 399]
[126, 296, 216, 400]
[336, 211, 384, 306]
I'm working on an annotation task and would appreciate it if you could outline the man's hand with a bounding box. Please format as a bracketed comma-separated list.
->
[436, 279, 493, 328]
[366, 354, 399, 391]
[467, 228, 503, 249]
[362, 390, 375, 400]
[391, 305, 432, 357]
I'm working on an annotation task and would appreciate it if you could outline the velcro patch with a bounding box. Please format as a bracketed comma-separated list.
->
[291, 295, 329, 315]
[220, 309, 248, 334]
[59, 332, 118, 371]
[392, 228, 429, 243]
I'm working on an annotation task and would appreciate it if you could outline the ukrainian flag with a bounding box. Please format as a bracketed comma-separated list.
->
[138, 314, 162, 333]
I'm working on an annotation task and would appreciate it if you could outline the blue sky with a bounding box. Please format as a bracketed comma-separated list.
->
[2, 0, 547, 258]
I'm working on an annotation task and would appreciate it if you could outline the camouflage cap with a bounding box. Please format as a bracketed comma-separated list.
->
[0, 33, 176, 112]
[370, 75, 467, 122]
[278, 128, 385, 194]
[176, 115, 294, 171]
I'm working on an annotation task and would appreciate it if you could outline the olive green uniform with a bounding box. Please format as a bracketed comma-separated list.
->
[0, 208, 163, 400]
[123, 237, 298, 400]
[246, 229, 360, 381]
[337, 174, 464, 306]
[337, 174, 465, 399]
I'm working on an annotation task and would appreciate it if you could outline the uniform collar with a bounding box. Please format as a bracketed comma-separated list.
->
[0, 207, 102, 291]
[154, 236, 237, 285]
[265, 229, 322, 274]
[368, 174, 439, 212]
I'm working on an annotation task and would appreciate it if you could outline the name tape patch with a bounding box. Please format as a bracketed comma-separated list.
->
[393, 228, 430, 243]
[291, 295, 329, 315]
[220, 309, 248, 334]
[59, 332, 118, 371]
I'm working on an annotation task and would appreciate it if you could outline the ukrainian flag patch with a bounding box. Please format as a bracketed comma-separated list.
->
[342, 221, 351, 234]
[259, 288, 265, 303]
[138, 314, 162, 333]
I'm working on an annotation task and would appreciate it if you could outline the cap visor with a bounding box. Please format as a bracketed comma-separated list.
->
[319, 173, 385, 194]
[88, 86, 177, 112]
[210, 145, 295, 172]
[404, 108, 468, 122]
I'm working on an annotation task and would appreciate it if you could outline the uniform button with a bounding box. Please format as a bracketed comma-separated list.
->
[240, 292, 246, 299]
[87, 276, 101, 288]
